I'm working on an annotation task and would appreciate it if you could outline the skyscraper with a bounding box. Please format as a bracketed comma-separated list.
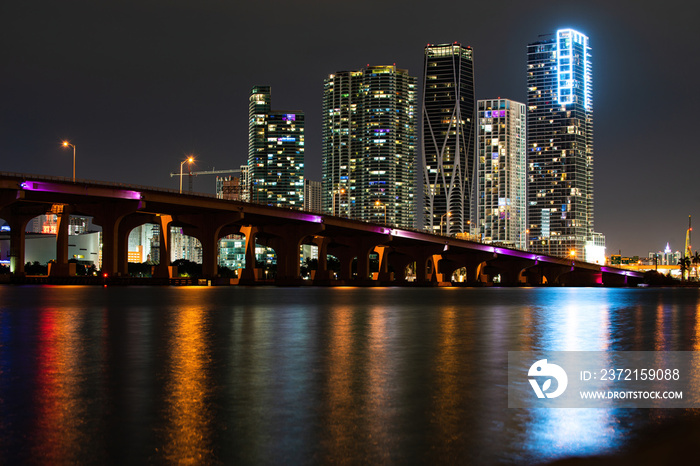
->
[248, 86, 304, 208]
[322, 65, 417, 229]
[422, 43, 476, 236]
[527, 29, 594, 258]
[477, 98, 527, 249]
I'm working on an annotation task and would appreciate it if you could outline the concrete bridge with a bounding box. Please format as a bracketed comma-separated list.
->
[0, 172, 643, 286]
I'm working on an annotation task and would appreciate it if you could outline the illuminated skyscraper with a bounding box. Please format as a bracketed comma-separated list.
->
[322, 65, 417, 228]
[248, 86, 304, 208]
[477, 99, 527, 249]
[422, 43, 476, 236]
[527, 29, 595, 258]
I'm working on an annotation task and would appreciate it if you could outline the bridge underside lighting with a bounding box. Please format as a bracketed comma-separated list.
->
[297, 213, 323, 223]
[22, 180, 142, 200]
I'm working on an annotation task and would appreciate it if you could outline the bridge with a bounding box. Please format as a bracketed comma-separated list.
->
[0, 172, 643, 286]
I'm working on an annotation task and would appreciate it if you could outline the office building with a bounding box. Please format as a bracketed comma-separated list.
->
[477, 99, 526, 249]
[248, 86, 304, 208]
[422, 43, 476, 235]
[304, 179, 322, 212]
[527, 29, 595, 258]
[322, 65, 417, 228]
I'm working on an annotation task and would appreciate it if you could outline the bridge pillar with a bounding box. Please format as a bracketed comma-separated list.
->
[262, 223, 325, 285]
[408, 245, 447, 284]
[374, 245, 393, 282]
[481, 256, 535, 286]
[176, 212, 245, 279]
[117, 214, 156, 276]
[77, 201, 143, 276]
[238, 225, 260, 283]
[153, 215, 173, 279]
[330, 247, 355, 282]
[49, 205, 75, 277]
[312, 236, 331, 284]
[520, 263, 565, 285]
[8, 217, 28, 276]
[328, 235, 386, 283]
[602, 272, 629, 287]
[1, 194, 48, 277]
[4, 212, 39, 277]
[388, 252, 413, 283]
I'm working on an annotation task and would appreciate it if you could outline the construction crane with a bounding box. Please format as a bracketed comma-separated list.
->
[169, 168, 241, 193]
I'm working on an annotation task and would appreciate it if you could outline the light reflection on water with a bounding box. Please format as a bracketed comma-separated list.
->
[158, 299, 215, 464]
[0, 286, 699, 464]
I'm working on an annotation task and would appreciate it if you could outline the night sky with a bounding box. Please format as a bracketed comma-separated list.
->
[2, 0, 697, 256]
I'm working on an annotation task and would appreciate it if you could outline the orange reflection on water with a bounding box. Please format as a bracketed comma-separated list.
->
[431, 306, 462, 455]
[654, 302, 667, 352]
[159, 300, 214, 464]
[694, 302, 700, 351]
[32, 309, 86, 463]
[365, 306, 392, 462]
[324, 305, 355, 460]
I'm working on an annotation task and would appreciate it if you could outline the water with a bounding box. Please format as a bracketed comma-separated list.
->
[1, 286, 699, 464]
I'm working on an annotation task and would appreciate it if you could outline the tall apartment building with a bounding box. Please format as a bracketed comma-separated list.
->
[477, 99, 527, 249]
[422, 43, 476, 236]
[248, 86, 304, 208]
[304, 179, 322, 212]
[527, 29, 595, 258]
[322, 65, 417, 228]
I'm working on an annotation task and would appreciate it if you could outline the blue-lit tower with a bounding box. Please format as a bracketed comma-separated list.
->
[526, 29, 594, 258]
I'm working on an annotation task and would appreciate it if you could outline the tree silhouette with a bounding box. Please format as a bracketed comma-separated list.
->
[678, 256, 691, 281]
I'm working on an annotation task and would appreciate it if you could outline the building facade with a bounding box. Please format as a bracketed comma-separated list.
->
[304, 179, 322, 212]
[322, 65, 417, 228]
[476, 99, 527, 249]
[527, 29, 595, 258]
[422, 43, 476, 236]
[248, 86, 304, 208]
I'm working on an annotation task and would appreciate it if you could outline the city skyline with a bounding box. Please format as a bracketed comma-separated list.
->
[2, 1, 697, 256]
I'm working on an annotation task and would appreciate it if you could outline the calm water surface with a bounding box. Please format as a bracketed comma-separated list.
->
[1, 285, 699, 464]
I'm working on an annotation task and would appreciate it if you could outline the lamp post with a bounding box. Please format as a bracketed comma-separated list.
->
[332, 188, 346, 216]
[374, 200, 387, 224]
[179, 156, 194, 194]
[61, 141, 76, 182]
[440, 212, 452, 236]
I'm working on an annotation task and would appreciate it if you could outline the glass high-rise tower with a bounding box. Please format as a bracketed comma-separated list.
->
[477, 98, 527, 249]
[422, 43, 476, 236]
[527, 29, 593, 258]
[248, 86, 305, 208]
[322, 65, 417, 228]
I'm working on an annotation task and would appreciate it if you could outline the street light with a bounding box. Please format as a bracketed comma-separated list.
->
[440, 212, 452, 236]
[332, 188, 346, 216]
[375, 200, 386, 224]
[179, 156, 195, 193]
[61, 141, 76, 182]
